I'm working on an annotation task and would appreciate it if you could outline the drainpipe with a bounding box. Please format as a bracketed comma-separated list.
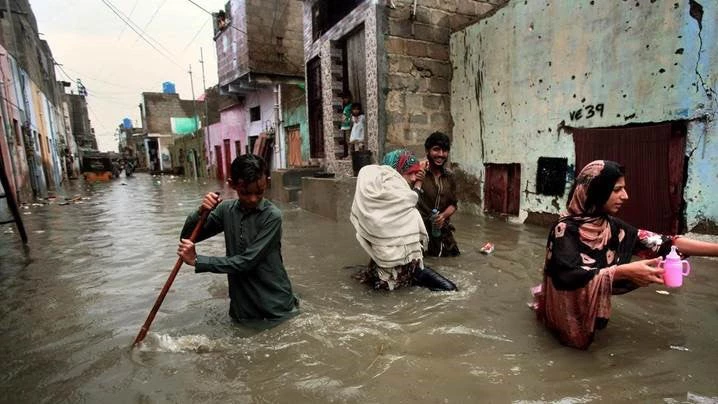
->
[274, 84, 285, 169]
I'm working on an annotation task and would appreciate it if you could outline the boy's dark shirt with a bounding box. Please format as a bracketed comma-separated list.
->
[181, 198, 298, 325]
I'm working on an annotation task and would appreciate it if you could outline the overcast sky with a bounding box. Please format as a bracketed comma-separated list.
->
[31, 0, 228, 152]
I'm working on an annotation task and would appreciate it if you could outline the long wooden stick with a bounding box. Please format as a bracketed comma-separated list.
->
[132, 208, 211, 347]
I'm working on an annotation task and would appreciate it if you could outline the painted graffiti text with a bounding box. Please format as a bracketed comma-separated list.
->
[569, 103, 605, 121]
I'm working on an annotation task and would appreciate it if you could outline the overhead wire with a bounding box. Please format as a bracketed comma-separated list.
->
[182, 17, 211, 53]
[137, 0, 169, 40]
[99, 0, 181, 69]
[103, 0, 175, 57]
[185, 0, 247, 35]
[116, 0, 141, 40]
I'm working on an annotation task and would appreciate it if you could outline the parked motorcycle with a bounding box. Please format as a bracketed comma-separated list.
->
[124, 158, 136, 177]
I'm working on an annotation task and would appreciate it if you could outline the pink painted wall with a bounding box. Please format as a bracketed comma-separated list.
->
[204, 104, 248, 177]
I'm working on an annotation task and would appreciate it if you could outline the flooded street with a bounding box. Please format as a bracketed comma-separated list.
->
[1, 173, 717, 403]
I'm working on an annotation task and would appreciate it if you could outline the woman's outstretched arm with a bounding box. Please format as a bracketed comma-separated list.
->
[674, 237, 718, 257]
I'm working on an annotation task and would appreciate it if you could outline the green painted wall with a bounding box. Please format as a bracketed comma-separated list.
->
[282, 83, 309, 162]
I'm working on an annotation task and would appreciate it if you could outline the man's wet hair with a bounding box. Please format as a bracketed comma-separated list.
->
[425, 131, 451, 151]
[231, 154, 267, 185]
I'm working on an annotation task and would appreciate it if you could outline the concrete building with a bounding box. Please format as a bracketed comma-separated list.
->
[300, 0, 507, 177]
[139, 90, 202, 173]
[451, 0, 718, 233]
[66, 93, 97, 151]
[1, 0, 78, 200]
[59, 94, 80, 179]
[211, 0, 306, 177]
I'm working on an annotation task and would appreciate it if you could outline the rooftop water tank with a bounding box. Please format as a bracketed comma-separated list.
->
[162, 81, 176, 94]
[122, 118, 133, 129]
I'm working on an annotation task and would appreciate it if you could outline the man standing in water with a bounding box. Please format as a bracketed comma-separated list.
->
[417, 132, 461, 257]
[177, 154, 298, 327]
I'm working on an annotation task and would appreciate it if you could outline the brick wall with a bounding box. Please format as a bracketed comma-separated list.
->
[246, 0, 304, 77]
[142, 92, 204, 135]
[384, 0, 507, 147]
[216, 0, 304, 87]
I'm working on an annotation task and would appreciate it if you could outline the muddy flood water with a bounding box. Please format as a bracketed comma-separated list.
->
[1, 173, 717, 403]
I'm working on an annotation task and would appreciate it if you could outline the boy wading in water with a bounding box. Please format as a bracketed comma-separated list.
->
[177, 154, 299, 328]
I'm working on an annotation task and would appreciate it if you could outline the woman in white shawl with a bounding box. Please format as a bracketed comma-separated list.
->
[350, 149, 457, 291]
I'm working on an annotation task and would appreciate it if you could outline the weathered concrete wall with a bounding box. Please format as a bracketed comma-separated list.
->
[299, 176, 356, 221]
[216, 0, 249, 86]
[451, 0, 718, 230]
[204, 103, 247, 178]
[142, 92, 200, 135]
[0, 46, 32, 202]
[67, 94, 96, 150]
[246, 0, 304, 77]
[216, 0, 304, 86]
[170, 135, 206, 178]
[245, 88, 276, 138]
[384, 0, 507, 149]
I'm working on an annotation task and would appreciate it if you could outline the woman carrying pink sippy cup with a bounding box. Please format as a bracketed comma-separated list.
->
[532, 160, 718, 350]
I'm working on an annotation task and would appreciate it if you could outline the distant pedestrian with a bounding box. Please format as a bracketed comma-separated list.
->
[177, 154, 299, 328]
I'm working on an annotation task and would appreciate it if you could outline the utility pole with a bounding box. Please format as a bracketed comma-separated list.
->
[188, 64, 200, 180]
[199, 47, 211, 179]
[199, 48, 209, 130]
[188, 64, 198, 130]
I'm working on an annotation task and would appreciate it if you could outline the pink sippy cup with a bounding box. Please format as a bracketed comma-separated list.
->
[658, 246, 691, 288]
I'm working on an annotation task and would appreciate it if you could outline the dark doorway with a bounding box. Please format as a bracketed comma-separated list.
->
[484, 163, 521, 216]
[223, 139, 232, 182]
[311, 0, 363, 41]
[248, 136, 258, 156]
[573, 122, 686, 234]
[215, 145, 223, 181]
[148, 139, 159, 172]
[307, 57, 324, 158]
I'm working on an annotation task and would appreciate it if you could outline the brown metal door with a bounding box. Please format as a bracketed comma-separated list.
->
[484, 163, 521, 215]
[307, 57, 324, 158]
[573, 122, 686, 234]
[286, 125, 302, 167]
[215, 145, 223, 181]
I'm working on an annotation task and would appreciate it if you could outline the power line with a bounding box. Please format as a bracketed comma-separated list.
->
[185, 0, 247, 35]
[103, 0, 175, 57]
[182, 17, 211, 53]
[61, 66, 133, 90]
[100, 0, 180, 68]
[137, 0, 169, 38]
[86, 103, 109, 133]
[116, 0, 141, 40]
[186, 0, 211, 15]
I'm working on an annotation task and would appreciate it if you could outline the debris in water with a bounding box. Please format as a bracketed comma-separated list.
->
[480, 242, 495, 254]
[656, 290, 670, 295]
[669, 345, 690, 352]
